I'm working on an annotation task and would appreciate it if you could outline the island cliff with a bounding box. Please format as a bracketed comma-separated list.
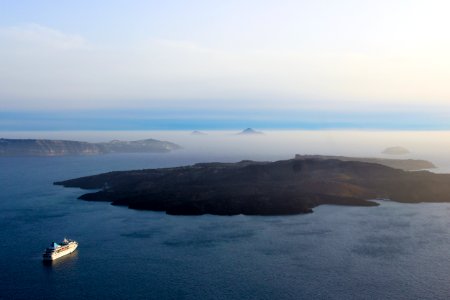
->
[55, 157, 450, 216]
[0, 138, 181, 156]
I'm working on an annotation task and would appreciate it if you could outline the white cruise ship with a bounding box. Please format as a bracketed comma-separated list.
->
[42, 238, 78, 261]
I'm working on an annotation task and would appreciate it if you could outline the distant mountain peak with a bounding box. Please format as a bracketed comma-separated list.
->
[238, 128, 264, 135]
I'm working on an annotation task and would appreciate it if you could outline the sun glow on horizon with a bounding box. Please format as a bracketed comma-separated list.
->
[1, 0, 449, 129]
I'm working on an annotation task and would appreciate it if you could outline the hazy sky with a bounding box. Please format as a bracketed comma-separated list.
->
[1, 1, 450, 129]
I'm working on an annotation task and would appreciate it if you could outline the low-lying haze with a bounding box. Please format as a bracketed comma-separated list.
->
[2, 130, 450, 172]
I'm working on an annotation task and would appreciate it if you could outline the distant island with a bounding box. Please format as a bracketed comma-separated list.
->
[191, 131, 207, 135]
[55, 156, 450, 216]
[382, 146, 410, 155]
[238, 128, 264, 135]
[294, 154, 435, 171]
[0, 138, 181, 156]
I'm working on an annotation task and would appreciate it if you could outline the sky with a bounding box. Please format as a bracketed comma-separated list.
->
[1, 0, 450, 130]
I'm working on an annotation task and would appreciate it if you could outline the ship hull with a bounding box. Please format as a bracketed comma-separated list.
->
[43, 243, 78, 261]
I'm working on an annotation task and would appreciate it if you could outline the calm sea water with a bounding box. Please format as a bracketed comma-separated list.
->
[1, 151, 450, 300]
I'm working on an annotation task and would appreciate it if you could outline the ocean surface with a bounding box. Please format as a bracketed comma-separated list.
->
[1, 149, 450, 299]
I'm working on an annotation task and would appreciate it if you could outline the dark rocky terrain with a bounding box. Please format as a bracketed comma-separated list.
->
[55, 157, 450, 216]
[294, 154, 435, 171]
[0, 138, 181, 156]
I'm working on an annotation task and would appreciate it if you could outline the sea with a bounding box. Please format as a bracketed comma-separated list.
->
[1, 130, 450, 299]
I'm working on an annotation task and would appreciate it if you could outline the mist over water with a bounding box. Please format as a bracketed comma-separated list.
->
[2, 130, 450, 171]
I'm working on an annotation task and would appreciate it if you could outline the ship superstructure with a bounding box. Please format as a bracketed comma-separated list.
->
[42, 238, 78, 261]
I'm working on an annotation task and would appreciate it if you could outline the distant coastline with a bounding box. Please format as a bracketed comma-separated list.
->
[0, 138, 181, 156]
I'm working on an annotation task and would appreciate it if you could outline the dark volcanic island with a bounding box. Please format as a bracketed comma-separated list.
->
[55, 156, 450, 216]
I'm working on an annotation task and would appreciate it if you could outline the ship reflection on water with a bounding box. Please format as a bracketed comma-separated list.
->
[42, 250, 79, 270]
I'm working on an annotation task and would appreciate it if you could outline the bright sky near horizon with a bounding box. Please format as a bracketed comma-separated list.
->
[1, 0, 450, 129]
